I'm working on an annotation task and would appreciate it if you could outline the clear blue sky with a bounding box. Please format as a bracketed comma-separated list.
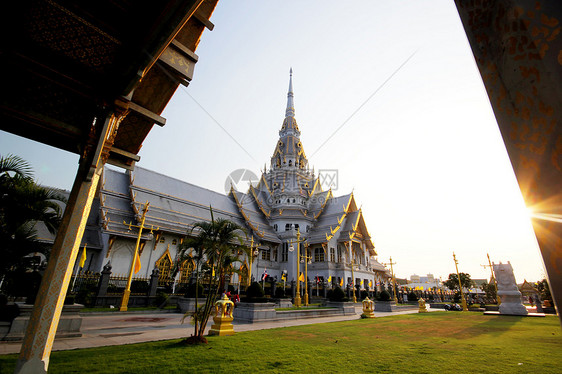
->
[0, 1, 544, 283]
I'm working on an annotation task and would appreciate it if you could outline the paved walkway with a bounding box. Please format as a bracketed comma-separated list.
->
[0, 306, 430, 355]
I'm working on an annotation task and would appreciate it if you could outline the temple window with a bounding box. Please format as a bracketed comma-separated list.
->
[281, 243, 288, 262]
[273, 224, 278, 231]
[314, 248, 324, 262]
[261, 248, 271, 261]
[179, 259, 195, 285]
[285, 223, 292, 231]
[239, 263, 249, 286]
[330, 248, 335, 262]
[155, 251, 172, 285]
[172, 239, 177, 245]
[159, 236, 165, 243]
[337, 247, 342, 263]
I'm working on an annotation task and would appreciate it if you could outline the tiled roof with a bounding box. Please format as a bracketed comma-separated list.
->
[230, 189, 280, 243]
[129, 167, 245, 235]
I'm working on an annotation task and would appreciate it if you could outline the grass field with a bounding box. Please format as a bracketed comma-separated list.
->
[0, 312, 560, 373]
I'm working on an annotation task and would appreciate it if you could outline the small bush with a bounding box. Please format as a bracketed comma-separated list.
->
[378, 290, 391, 301]
[107, 284, 120, 294]
[246, 282, 265, 299]
[408, 291, 418, 302]
[453, 292, 461, 303]
[0, 303, 19, 322]
[185, 283, 204, 298]
[153, 292, 168, 308]
[275, 287, 286, 298]
[75, 289, 95, 307]
[329, 286, 346, 302]
[131, 280, 149, 293]
[2, 270, 41, 300]
[240, 297, 269, 303]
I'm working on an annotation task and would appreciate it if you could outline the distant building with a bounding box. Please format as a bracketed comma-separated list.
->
[406, 273, 441, 290]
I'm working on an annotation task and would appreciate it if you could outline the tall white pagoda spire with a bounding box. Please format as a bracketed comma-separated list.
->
[285, 68, 295, 118]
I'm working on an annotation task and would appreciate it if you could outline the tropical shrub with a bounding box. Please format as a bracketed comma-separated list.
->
[329, 286, 346, 302]
[246, 282, 265, 299]
[407, 291, 418, 302]
[378, 290, 391, 301]
[131, 280, 149, 293]
[184, 283, 204, 298]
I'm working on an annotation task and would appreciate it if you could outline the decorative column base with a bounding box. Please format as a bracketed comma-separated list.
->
[208, 316, 235, 336]
[418, 298, 428, 313]
[119, 290, 131, 312]
[361, 297, 375, 318]
[208, 294, 235, 336]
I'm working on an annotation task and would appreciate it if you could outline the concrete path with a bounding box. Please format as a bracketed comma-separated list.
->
[0, 306, 430, 355]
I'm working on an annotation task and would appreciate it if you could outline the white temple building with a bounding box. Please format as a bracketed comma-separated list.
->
[75, 70, 390, 291]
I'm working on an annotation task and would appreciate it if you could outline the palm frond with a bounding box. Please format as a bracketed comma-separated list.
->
[0, 154, 33, 180]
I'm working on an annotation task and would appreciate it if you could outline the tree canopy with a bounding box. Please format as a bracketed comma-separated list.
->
[480, 280, 497, 301]
[0, 154, 67, 278]
[173, 208, 247, 343]
[443, 272, 474, 291]
[536, 279, 552, 301]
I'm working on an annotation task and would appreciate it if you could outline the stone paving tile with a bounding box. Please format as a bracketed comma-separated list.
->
[0, 306, 430, 355]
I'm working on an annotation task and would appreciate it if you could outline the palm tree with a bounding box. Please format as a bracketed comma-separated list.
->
[0, 154, 67, 279]
[0, 154, 33, 182]
[173, 207, 247, 343]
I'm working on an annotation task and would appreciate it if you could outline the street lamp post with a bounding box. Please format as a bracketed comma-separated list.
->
[350, 259, 358, 303]
[120, 202, 157, 312]
[453, 252, 469, 311]
[383, 257, 398, 304]
[288, 228, 306, 307]
[481, 253, 500, 305]
[301, 245, 312, 306]
[347, 241, 360, 303]
[247, 237, 259, 286]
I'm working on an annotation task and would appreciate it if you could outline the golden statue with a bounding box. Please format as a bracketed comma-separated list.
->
[208, 294, 235, 336]
[418, 297, 428, 313]
[361, 297, 375, 318]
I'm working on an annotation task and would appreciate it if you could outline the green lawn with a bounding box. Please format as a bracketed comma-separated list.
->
[1, 312, 560, 373]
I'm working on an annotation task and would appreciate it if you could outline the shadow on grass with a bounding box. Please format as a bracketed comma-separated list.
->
[457, 314, 526, 338]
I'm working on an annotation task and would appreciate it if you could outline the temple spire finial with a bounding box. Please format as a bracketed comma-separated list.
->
[285, 68, 295, 118]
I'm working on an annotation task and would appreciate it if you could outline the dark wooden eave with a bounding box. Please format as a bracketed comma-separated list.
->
[0, 0, 217, 169]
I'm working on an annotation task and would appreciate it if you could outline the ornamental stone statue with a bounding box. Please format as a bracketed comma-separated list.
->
[493, 262, 528, 316]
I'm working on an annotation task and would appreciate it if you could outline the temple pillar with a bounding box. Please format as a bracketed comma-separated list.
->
[455, 1, 562, 325]
[15, 106, 127, 373]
